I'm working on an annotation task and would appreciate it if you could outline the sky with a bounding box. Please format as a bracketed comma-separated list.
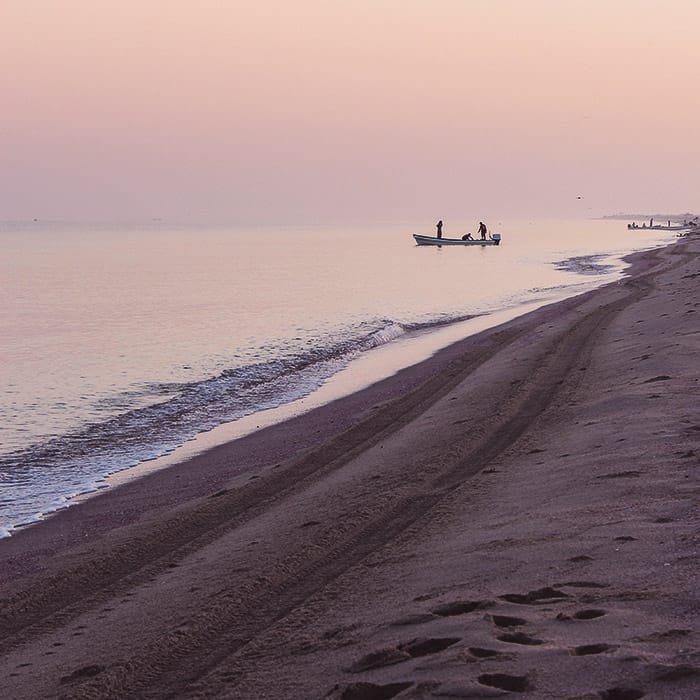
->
[1, 0, 699, 224]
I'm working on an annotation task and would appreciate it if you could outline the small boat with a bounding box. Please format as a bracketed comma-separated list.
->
[413, 233, 502, 246]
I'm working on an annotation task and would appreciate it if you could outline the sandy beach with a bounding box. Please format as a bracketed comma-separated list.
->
[1, 235, 698, 700]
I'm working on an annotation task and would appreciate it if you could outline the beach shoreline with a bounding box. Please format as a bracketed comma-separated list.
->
[0, 219, 676, 537]
[1, 235, 698, 699]
[0, 242, 655, 546]
[0, 239, 660, 536]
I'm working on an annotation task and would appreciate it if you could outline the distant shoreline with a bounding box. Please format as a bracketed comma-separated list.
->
[599, 211, 697, 221]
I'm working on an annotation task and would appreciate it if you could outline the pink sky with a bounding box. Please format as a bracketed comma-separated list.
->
[1, 1, 699, 223]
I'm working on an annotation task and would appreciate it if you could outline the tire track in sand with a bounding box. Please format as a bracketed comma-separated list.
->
[92, 261, 679, 700]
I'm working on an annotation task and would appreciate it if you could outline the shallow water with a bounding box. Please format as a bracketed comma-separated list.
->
[0, 218, 675, 534]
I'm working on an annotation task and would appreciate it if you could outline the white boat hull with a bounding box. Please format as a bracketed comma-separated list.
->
[413, 233, 501, 246]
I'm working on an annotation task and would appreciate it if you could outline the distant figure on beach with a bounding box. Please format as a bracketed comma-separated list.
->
[461, 233, 474, 240]
[478, 221, 487, 240]
[650, 218, 654, 228]
[436, 220, 443, 239]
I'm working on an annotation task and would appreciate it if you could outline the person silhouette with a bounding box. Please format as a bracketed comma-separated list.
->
[436, 220, 443, 239]
[478, 221, 487, 240]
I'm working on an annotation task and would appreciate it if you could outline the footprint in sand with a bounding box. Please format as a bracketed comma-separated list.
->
[572, 609, 607, 620]
[59, 665, 105, 684]
[477, 673, 533, 693]
[348, 637, 460, 672]
[571, 643, 618, 656]
[399, 637, 461, 657]
[491, 615, 527, 628]
[390, 613, 436, 627]
[497, 632, 544, 646]
[347, 648, 409, 673]
[326, 681, 414, 700]
[430, 600, 492, 617]
[468, 647, 505, 658]
[654, 664, 700, 682]
[598, 688, 645, 700]
[499, 587, 568, 605]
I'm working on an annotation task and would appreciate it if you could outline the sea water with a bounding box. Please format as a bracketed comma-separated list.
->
[0, 219, 676, 535]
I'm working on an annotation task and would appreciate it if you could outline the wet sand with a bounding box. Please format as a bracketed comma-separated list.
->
[1, 236, 698, 699]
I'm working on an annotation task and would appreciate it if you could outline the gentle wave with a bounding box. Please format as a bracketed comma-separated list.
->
[0, 316, 429, 535]
[363, 322, 407, 348]
[402, 312, 481, 331]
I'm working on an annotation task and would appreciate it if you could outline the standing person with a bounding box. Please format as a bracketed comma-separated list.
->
[436, 220, 443, 239]
[478, 221, 487, 240]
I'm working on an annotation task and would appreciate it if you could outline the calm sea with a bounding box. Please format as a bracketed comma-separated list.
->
[0, 219, 675, 535]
